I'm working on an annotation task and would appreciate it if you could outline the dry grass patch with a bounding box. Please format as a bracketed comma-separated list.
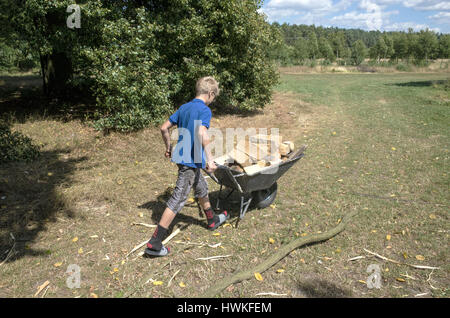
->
[1, 72, 448, 298]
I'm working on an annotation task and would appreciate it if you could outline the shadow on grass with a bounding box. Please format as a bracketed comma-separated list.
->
[0, 149, 87, 263]
[390, 80, 446, 87]
[297, 278, 353, 298]
[0, 75, 96, 124]
[138, 186, 259, 233]
[0, 74, 262, 129]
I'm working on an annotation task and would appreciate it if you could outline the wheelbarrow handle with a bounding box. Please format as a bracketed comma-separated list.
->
[202, 163, 222, 184]
[203, 169, 219, 184]
[202, 162, 231, 184]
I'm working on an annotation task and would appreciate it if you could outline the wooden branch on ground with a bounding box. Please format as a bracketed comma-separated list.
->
[125, 240, 148, 258]
[126, 228, 181, 258]
[162, 228, 180, 245]
[255, 292, 288, 297]
[200, 211, 357, 298]
[131, 222, 157, 228]
[34, 280, 50, 297]
[168, 269, 181, 287]
[363, 248, 440, 270]
[196, 255, 232, 261]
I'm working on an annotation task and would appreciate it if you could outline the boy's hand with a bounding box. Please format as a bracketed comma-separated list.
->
[164, 146, 172, 159]
[206, 160, 217, 173]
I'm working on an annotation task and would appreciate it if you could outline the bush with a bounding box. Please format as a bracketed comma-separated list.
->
[0, 121, 41, 163]
[320, 59, 332, 66]
[412, 59, 431, 67]
[309, 59, 317, 68]
[76, 2, 279, 132]
[396, 63, 412, 72]
[357, 65, 376, 73]
[337, 59, 351, 66]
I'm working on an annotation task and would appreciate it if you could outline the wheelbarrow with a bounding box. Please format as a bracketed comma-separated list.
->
[203, 145, 307, 225]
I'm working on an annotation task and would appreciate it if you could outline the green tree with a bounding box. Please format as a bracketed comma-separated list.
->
[318, 37, 335, 61]
[3, 0, 279, 131]
[406, 28, 418, 61]
[292, 37, 308, 64]
[392, 32, 409, 61]
[438, 34, 450, 59]
[3, 0, 107, 95]
[307, 31, 319, 59]
[330, 31, 346, 60]
[383, 34, 395, 59]
[415, 29, 439, 62]
[351, 40, 367, 65]
[374, 37, 387, 61]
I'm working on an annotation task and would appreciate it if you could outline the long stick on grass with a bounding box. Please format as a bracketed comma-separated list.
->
[162, 228, 180, 245]
[126, 228, 180, 258]
[200, 211, 357, 298]
[363, 249, 440, 270]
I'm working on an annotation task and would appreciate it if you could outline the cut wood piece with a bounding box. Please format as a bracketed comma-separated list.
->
[249, 134, 282, 158]
[249, 134, 283, 147]
[279, 143, 290, 156]
[244, 164, 269, 176]
[269, 158, 282, 166]
[229, 148, 254, 166]
[236, 139, 267, 162]
[214, 154, 233, 166]
[261, 151, 281, 162]
[283, 141, 295, 152]
[244, 159, 283, 176]
[252, 141, 281, 159]
[257, 160, 270, 167]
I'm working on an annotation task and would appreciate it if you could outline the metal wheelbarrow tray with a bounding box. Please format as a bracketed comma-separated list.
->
[205, 145, 307, 222]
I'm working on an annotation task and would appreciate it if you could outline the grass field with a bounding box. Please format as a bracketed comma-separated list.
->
[0, 71, 448, 298]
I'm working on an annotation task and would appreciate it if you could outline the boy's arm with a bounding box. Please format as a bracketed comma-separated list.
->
[160, 120, 174, 158]
[198, 125, 217, 172]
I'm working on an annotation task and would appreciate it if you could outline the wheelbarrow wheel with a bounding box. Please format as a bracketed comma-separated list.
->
[252, 182, 277, 209]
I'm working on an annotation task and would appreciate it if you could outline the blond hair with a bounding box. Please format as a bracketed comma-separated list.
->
[196, 76, 220, 97]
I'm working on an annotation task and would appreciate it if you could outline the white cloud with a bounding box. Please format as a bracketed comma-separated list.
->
[331, 0, 398, 30]
[384, 22, 440, 32]
[354, 0, 450, 11]
[260, 0, 356, 23]
[266, 0, 334, 11]
[429, 11, 450, 24]
[402, 1, 450, 11]
[259, 8, 301, 21]
[260, 0, 449, 32]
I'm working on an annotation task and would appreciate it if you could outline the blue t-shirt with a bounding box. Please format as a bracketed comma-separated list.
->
[169, 99, 212, 169]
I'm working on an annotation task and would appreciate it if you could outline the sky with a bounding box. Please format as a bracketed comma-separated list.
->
[259, 0, 450, 33]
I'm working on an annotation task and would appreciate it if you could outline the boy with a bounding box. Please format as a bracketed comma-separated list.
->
[145, 76, 229, 257]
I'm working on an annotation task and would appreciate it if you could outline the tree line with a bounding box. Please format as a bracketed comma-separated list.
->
[269, 23, 450, 66]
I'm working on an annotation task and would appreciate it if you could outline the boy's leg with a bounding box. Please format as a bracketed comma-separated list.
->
[194, 169, 229, 230]
[198, 196, 211, 211]
[147, 165, 195, 255]
[159, 207, 177, 229]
